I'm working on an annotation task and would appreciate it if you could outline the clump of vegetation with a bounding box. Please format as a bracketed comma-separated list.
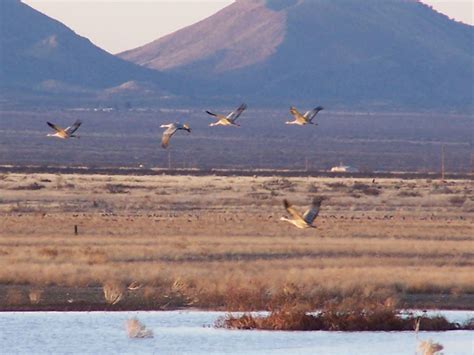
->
[430, 185, 454, 194]
[216, 298, 472, 331]
[105, 183, 129, 194]
[351, 183, 380, 196]
[11, 182, 45, 190]
[28, 289, 43, 305]
[326, 182, 346, 190]
[307, 184, 318, 193]
[103, 282, 124, 305]
[398, 190, 422, 197]
[448, 195, 466, 207]
[54, 175, 74, 189]
[38, 247, 59, 258]
[247, 192, 271, 200]
[7, 202, 39, 213]
[262, 178, 295, 191]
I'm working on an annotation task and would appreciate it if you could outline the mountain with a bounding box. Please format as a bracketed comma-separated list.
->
[0, 0, 174, 105]
[119, 0, 474, 111]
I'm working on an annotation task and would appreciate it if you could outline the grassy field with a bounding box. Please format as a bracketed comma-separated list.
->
[0, 172, 473, 311]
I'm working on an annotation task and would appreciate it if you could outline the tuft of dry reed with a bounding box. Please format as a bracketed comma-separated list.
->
[417, 339, 444, 355]
[103, 282, 124, 305]
[28, 289, 43, 305]
[126, 318, 153, 338]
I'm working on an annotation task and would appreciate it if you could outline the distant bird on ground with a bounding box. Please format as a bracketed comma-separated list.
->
[46, 120, 82, 139]
[205, 103, 247, 127]
[286, 106, 323, 125]
[160, 122, 191, 148]
[280, 196, 324, 229]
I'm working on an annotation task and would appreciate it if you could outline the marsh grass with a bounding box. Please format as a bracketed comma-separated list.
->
[1, 173, 473, 310]
[217, 298, 470, 331]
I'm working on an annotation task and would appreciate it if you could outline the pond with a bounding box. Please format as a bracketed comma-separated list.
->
[0, 310, 472, 354]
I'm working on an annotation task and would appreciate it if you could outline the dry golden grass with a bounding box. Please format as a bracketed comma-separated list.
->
[0, 173, 473, 310]
[102, 282, 124, 305]
[28, 289, 43, 305]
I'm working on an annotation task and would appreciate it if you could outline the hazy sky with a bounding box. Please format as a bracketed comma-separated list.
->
[22, 0, 474, 54]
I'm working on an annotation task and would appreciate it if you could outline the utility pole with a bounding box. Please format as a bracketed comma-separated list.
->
[441, 144, 445, 180]
[470, 152, 474, 174]
[168, 150, 171, 170]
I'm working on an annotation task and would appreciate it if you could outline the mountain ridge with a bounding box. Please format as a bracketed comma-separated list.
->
[0, 0, 176, 104]
[119, 0, 474, 112]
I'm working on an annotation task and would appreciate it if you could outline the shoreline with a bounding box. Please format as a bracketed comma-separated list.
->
[1, 286, 473, 312]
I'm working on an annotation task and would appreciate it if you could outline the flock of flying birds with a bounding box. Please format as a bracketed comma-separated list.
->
[45, 104, 326, 229]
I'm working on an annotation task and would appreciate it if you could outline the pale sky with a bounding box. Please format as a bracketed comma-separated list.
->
[22, 0, 474, 54]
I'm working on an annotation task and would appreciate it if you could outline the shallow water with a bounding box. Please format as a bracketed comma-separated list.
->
[0, 310, 472, 354]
